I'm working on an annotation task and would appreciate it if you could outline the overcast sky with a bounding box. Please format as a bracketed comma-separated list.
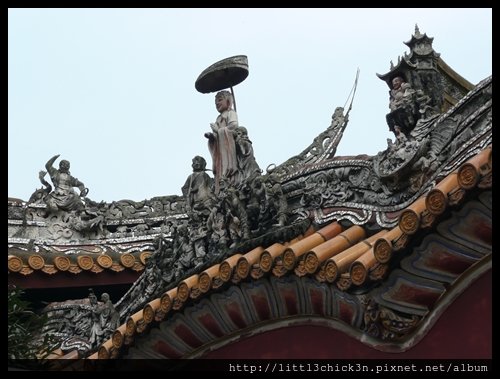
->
[8, 8, 492, 203]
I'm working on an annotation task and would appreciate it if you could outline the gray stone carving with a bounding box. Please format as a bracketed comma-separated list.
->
[273, 106, 349, 177]
[205, 90, 239, 193]
[181, 156, 214, 216]
[234, 126, 261, 183]
[40, 289, 119, 356]
[43, 154, 88, 213]
[17, 171, 187, 244]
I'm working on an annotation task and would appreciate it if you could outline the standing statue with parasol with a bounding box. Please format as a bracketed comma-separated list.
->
[196, 55, 260, 194]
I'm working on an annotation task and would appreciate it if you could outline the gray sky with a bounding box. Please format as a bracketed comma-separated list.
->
[8, 8, 492, 203]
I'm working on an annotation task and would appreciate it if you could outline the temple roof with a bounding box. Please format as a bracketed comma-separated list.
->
[8, 195, 185, 290]
[89, 147, 491, 359]
[8, 27, 491, 363]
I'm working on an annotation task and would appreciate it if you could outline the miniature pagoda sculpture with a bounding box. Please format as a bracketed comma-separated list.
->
[377, 24, 471, 137]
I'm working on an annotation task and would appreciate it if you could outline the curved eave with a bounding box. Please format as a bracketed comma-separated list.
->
[376, 58, 417, 87]
[88, 146, 491, 360]
[8, 248, 151, 279]
[404, 33, 434, 48]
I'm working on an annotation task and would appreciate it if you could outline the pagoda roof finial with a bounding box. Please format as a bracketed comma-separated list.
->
[404, 25, 435, 53]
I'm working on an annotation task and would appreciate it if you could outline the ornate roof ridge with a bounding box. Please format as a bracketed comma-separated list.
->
[86, 146, 491, 359]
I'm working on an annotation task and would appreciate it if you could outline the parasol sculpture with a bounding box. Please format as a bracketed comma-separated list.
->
[195, 55, 249, 112]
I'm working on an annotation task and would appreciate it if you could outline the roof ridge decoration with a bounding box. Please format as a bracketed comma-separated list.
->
[8, 27, 491, 361]
[287, 75, 491, 228]
[91, 153, 490, 359]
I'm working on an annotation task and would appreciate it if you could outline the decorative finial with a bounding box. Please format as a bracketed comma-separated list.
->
[397, 56, 401, 64]
[414, 24, 421, 36]
[390, 60, 394, 70]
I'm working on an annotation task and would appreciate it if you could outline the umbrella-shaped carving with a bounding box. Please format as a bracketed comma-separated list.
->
[195, 55, 249, 111]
